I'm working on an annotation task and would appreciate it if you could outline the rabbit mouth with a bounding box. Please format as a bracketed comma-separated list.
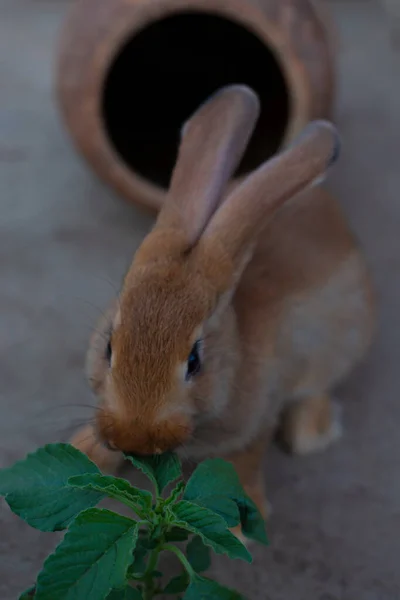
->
[95, 407, 194, 457]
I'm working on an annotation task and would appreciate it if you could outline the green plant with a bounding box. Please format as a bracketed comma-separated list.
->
[0, 443, 268, 599]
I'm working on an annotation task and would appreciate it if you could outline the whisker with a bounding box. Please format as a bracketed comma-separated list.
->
[63, 429, 97, 446]
[79, 299, 110, 319]
[82, 322, 110, 344]
[26, 403, 101, 426]
[88, 275, 121, 299]
[37, 402, 99, 414]
[53, 418, 97, 440]
[87, 275, 123, 315]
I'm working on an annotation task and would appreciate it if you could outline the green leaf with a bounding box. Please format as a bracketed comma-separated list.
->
[124, 452, 181, 495]
[169, 501, 251, 563]
[0, 443, 103, 531]
[183, 574, 245, 599]
[68, 473, 152, 513]
[237, 495, 268, 546]
[35, 508, 138, 600]
[128, 536, 149, 576]
[19, 585, 36, 599]
[187, 536, 211, 573]
[165, 481, 186, 505]
[107, 587, 143, 599]
[189, 495, 240, 528]
[165, 526, 189, 542]
[164, 572, 190, 594]
[184, 459, 268, 545]
[184, 459, 239, 502]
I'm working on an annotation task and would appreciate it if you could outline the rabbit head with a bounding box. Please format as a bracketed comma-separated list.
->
[86, 85, 340, 457]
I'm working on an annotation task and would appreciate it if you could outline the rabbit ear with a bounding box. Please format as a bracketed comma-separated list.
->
[201, 120, 341, 279]
[156, 85, 260, 246]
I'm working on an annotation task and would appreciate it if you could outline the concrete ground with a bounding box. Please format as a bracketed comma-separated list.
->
[1, 1, 399, 598]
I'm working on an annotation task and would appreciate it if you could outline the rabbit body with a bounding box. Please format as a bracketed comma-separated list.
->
[184, 185, 373, 463]
[71, 86, 374, 525]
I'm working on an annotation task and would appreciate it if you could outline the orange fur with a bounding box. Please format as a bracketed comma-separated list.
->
[70, 86, 375, 526]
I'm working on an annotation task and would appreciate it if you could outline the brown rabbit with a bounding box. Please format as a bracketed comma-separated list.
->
[71, 85, 374, 528]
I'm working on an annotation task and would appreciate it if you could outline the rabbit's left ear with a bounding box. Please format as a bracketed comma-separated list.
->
[155, 85, 260, 246]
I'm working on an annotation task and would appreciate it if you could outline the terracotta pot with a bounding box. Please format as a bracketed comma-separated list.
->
[56, 0, 336, 212]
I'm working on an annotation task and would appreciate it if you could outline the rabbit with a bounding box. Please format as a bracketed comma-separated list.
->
[70, 85, 375, 530]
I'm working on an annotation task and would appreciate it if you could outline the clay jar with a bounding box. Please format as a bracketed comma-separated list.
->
[56, 0, 335, 212]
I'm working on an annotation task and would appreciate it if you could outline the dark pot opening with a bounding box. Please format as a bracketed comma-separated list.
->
[102, 12, 290, 189]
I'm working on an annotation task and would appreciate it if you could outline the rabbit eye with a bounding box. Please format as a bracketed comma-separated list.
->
[186, 340, 201, 380]
[105, 340, 112, 364]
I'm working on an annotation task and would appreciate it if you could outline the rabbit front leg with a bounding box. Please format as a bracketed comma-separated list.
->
[69, 424, 124, 473]
[223, 434, 271, 544]
[280, 393, 342, 455]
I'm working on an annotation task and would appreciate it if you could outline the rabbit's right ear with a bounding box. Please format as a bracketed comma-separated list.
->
[199, 120, 341, 288]
[155, 85, 260, 247]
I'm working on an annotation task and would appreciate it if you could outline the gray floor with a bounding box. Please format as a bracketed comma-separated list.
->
[1, 1, 400, 599]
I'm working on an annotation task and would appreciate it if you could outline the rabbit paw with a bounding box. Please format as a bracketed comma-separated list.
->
[69, 424, 123, 474]
[230, 497, 272, 547]
[281, 394, 343, 456]
[231, 524, 250, 546]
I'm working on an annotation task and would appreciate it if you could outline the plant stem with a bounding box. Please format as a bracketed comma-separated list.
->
[137, 520, 149, 529]
[140, 543, 195, 599]
[161, 543, 195, 578]
[142, 547, 160, 600]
